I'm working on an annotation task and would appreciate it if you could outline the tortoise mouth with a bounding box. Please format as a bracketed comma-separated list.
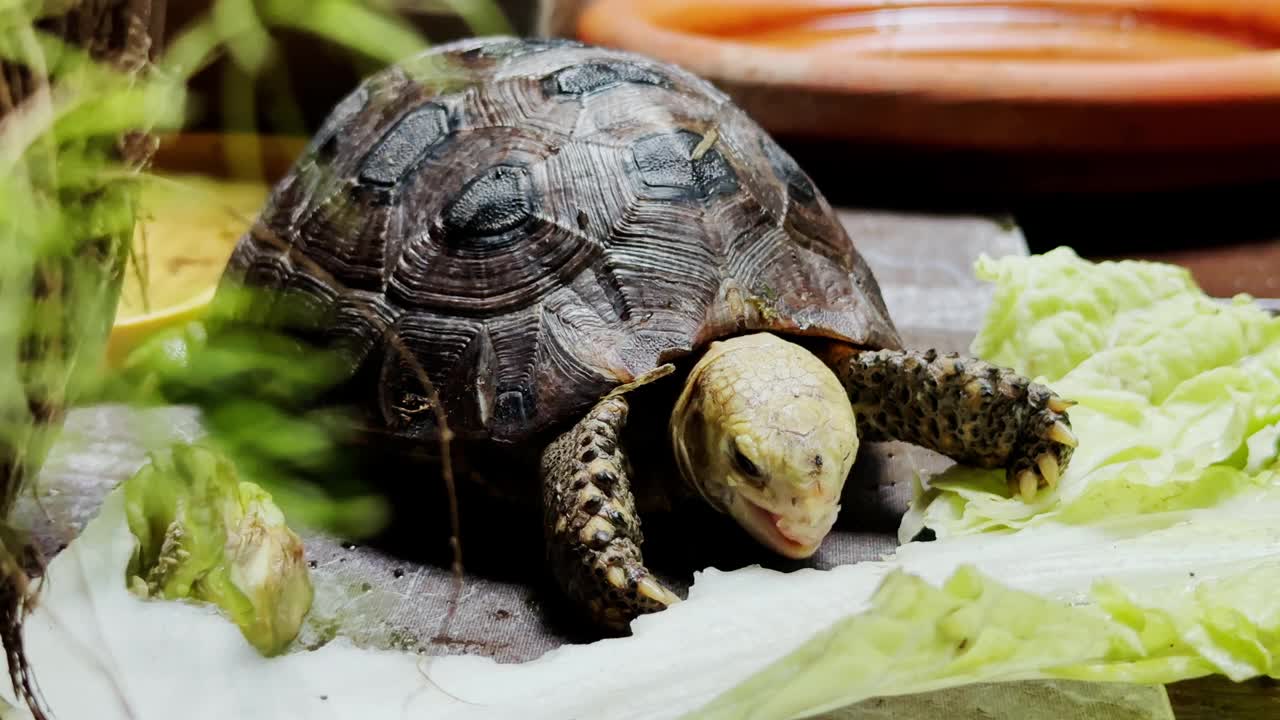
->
[739, 497, 824, 559]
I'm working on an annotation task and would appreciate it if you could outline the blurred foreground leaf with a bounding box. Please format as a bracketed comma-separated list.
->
[0, 0, 507, 715]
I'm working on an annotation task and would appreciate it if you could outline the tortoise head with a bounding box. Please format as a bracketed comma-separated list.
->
[669, 332, 858, 558]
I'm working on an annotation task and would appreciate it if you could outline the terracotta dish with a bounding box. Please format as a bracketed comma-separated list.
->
[576, 0, 1280, 193]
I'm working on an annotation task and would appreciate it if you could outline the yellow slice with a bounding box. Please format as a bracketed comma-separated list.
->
[107, 172, 271, 368]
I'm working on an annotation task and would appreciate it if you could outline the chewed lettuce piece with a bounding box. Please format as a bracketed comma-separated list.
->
[0, 484, 1185, 720]
[123, 443, 314, 656]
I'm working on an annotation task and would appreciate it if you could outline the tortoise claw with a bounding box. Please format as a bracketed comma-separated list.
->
[1047, 397, 1077, 414]
[637, 576, 680, 606]
[1036, 453, 1060, 490]
[1049, 420, 1078, 448]
[607, 566, 627, 589]
[1016, 469, 1039, 502]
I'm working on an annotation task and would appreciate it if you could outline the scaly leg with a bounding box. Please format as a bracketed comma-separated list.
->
[825, 346, 1078, 500]
[540, 393, 681, 632]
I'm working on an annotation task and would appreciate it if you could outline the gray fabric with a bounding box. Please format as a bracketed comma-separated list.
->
[17, 209, 1028, 664]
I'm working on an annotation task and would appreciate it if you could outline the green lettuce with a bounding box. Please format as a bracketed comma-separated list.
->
[124, 442, 314, 656]
[0, 487, 1192, 720]
[4, 248, 1279, 720]
[691, 488, 1280, 719]
[820, 680, 1173, 719]
[910, 248, 1280, 538]
[686, 567, 1135, 720]
[691, 248, 1280, 718]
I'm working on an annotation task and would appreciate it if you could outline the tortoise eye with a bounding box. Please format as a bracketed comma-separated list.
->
[733, 447, 761, 478]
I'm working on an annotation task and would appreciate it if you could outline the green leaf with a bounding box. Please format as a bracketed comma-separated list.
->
[687, 567, 1133, 720]
[262, 0, 428, 64]
[915, 249, 1280, 537]
[692, 249, 1280, 719]
[123, 443, 315, 656]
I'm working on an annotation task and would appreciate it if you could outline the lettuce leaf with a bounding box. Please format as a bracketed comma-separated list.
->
[4, 472, 1258, 720]
[685, 567, 1134, 720]
[912, 248, 1280, 538]
[691, 248, 1280, 718]
[691, 487, 1280, 719]
[5, 248, 1278, 720]
[123, 443, 314, 656]
[0, 488, 1187, 720]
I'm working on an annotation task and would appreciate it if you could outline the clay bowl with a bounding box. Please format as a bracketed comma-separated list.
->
[576, 0, 1280, 197]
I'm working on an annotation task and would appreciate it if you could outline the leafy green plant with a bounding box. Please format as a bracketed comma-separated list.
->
[0, 1, 509, 716]
[2, 3, 177, 715]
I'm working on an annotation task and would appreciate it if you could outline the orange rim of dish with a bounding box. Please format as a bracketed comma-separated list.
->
[577, 0, 1280, 104]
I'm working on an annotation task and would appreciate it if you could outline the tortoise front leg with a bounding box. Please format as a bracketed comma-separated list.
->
[824, 346, 1078, 500]
[540, 393, 681, 632]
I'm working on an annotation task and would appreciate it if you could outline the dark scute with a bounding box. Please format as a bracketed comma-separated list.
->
[466, 37, 587, 60]
[441, 164, 534, 244]
[631, 130, 738, 200]
[545, 62, 668, 97]
[494, 388, 533, 426]
[294, 182, 395, 290]
[761, 138, 817, 203]
[304, 85, 369, 161]
[358, 103, 451, 188]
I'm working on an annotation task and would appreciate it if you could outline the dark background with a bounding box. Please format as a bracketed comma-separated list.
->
[166, 0, 1280, 298]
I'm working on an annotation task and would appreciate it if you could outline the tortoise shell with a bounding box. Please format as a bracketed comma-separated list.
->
[217, 36, 901, 453]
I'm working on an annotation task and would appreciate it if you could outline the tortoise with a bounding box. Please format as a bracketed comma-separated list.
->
[209, 36, 1078, 632]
